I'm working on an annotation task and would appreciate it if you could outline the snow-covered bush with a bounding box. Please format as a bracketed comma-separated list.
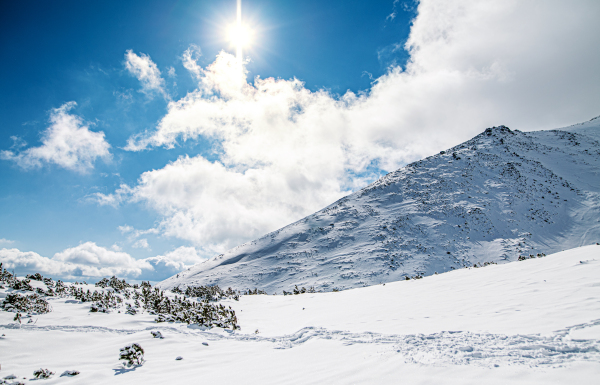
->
[33, 368, 54, 379]
[244, 288, 267, 296]
[89, 303, 110, 313]
[0, 269, 240, 330]
[60, 370, 80, 377]
[1, 374, 24, 385]
[146, 286, 238, 329]
[26, 273, 43, 281]
[119, 343, 144, 367]
[151, 330, 163, 339]
[95, 276, 131, 292]
[125, 303, 137, 315]
[173, 284, 240, 301]
[1, 293, 51, 314]
[518, 253, 546, 261]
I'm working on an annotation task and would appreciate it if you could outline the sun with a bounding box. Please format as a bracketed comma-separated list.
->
[226, 0, 253, 61]
[227, 23, 252, 50]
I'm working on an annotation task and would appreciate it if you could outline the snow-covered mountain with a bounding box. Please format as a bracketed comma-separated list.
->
[160, 118, 600, 293]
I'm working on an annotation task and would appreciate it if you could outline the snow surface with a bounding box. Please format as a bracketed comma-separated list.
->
[1, 245, 599, 384]
[161, 122, 600, 293]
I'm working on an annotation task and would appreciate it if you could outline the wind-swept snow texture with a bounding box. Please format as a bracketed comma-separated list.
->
[161, 119, 600, 293]
[1, 246, 600, 384]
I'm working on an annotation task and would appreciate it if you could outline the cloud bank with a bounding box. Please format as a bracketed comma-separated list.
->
[98, 0, 599, 255]
[1, 102, 111, 173]
[0, 244, 204, 282]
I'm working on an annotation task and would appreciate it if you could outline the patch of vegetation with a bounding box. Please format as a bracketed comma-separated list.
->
[172, 284, 240, 301]
[119, 343, 144, 367]
[95, 276, 131, 292]
[518, 253, 546, 261]
[1, 293, 51, 314]
[33, 368, 54, 379]
[0, 268, 240, 330]
[60, 370, 80, 377]
[283, 285, 316, 295]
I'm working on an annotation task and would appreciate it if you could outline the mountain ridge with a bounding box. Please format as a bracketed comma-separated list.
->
[159, 121, 600, 293]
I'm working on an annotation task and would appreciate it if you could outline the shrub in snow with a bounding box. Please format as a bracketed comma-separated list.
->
[95, 276, 131, 292]
[2, 293, 51, 314]
[26, 273, 43, 281]
[293, 285, 306, 295]
[175, 356, 183, 360]
[60, 370, 80, 377]
[243, 287, 266, 296]
[89, 303, 110, 313]
[126, 303, 137, 315]
[7, 278, 34, 292]
[1, 374, 23, 385]
[143, 286, 239, 329]
[290, 285, 315, 294]
[151, 330, 163, 339]
[173, 284, 240, 301]
[518, 253, 546, 261]
[33, 368, 54, 379]
[119, 343, 144, 367]
[0, 265, 34, 292]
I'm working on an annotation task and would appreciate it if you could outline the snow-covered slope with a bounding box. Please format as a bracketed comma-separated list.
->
[160, 121, 600, 293]
[1, 246, 599, 384]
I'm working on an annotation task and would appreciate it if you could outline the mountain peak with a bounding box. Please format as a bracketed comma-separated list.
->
[159, 124, 600, 293]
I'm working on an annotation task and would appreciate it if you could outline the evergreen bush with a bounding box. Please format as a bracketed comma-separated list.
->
[119, 343, 144, 367]
[33, 368, 54, 379]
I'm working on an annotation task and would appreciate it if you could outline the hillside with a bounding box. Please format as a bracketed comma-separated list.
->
[160, 119, 600, 293]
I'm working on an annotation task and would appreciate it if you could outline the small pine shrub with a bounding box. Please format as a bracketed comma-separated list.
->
[60, 370, 80, 377]
[518, 253, 546, 261]
[151, 331, 163, 339]
[26, 273, 43, 281]
[2, 293, 51, 314]
[95, 276, 131, 292]
[126, 303, 137, 315]
[33, 368, 54, 379]
[292, 285, 307, 295]
[119, 343, 144, 367]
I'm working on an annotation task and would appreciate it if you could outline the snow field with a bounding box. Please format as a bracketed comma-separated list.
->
[1, 245, 599, 384]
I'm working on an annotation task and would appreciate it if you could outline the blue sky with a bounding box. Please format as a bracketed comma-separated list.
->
[1, 0, 599, 282]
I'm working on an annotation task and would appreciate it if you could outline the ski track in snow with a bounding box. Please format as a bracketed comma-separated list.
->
[3, 318, 599, 368]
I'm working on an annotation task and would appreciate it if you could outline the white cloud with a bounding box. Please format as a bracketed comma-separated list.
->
[132, 238, 150, 250]
[0, 239, 15, 245]
[143, 246, 206, 281]
[0, 244, 205, 282]
[53, 242, 150, 277]
[181, 45, 203, 81]
[1, 102, 111, 173]
[124, 50, 168, 99]
[89, 184, 133, 207]
[111, 1, 600, 253]
[0, 244, 146, 280]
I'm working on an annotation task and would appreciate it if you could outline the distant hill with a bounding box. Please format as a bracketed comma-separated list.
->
[159, 119, 600, 293]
